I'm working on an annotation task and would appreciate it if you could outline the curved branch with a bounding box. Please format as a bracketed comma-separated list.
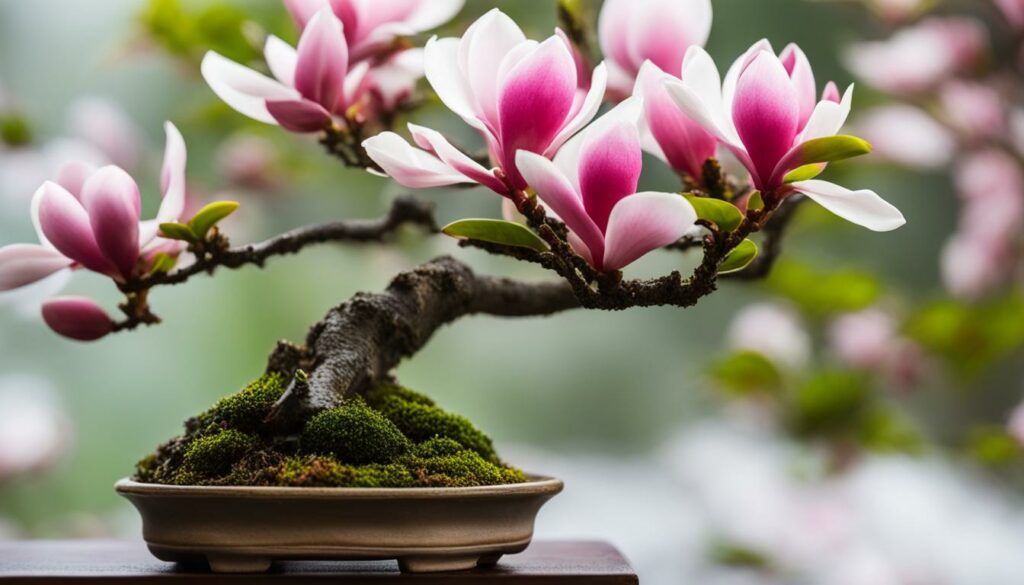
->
[266, 255, 579, 428]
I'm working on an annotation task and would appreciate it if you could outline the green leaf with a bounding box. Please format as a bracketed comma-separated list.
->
[966, 427, 1021, 467]
[767, 260, 882, 318]
[685, 195, 744, 232]
[746, 190, 764, 211]
[795, 135, 872, 166]
[148, 252, 177, 274]
[159, 222, 198, 242]
[441, 219, 548, 252]
[784, 163, 826, 183]
[189, 201, 240, 240]
[787, 370, 871, 438]
[718, 239, 758, 274]
[710, 350, 783, 397]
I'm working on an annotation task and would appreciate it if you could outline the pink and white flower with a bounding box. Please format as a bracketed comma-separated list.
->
[844, 17, 987, 94]
[598, 0, 712, 98]
[633, 60, 718, 183]
[515, 100, 697, 272]
[363, 9, 608, 196]
[665, 42, 906, 232]
[0, 122, 188, 339]
[850, 105, 957, 169]
[283, 0, 464, 62]
[202, 7, 370, 133]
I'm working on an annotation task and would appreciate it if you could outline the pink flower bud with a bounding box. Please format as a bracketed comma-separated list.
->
[727, 303, 810, 369]
[41, 297, 115, 342]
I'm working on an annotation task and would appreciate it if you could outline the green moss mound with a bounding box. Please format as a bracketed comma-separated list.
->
[134, 376, 525, 488]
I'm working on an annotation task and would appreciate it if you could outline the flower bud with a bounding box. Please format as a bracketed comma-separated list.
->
[41, 296, 114, 342]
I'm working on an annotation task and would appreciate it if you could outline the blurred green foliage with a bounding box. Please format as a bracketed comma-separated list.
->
[767, 259, 881, 319]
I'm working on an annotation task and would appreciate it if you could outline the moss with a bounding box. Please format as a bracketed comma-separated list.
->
[369, 385, 498, 462]
[203, 373, 286, 432]
[300, 399, 411, 464]
[135, 380, 525, 488]
[180, 428, 258, 478]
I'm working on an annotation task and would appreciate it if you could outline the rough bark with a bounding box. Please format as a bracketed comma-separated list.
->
[265, 256, 579, 429]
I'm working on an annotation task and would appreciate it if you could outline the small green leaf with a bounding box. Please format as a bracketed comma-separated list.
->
[148, 252, 177, 274]
[792, 135, 872, 168]
[159, 222, 198, 242]
[441, 219, 548, 252]
[746, 190, 764, 211]
[784, 163, 826, 183]
[189, 201, 240, 240]
[685, 195, 743, 232]
[718, 239, 758, 274]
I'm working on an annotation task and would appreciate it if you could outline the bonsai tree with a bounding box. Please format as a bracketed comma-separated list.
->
[0, 0, 905, 487]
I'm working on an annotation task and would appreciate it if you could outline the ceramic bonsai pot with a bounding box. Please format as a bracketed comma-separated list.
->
[116, 475, 562, 573]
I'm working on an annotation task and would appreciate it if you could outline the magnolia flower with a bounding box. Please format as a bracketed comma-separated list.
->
[995, 0, 1024, 29]
[41, 297, 115, 341]
[202, 7, 370, 133]
[598, 0, 712, 98]
[939, 81, 1006, 141]
[363, 9, 608, 196]
[830, 309, 898, 371]
[0, 122, 187, 339]
[1008, 399, 1024, 446]
[515, 100, 697, 272]
[283, 0, 464, 61]
[851, 105, 956, 169]
[633, 60, 719, 183]
[844, 17, 986, 94]
[666, 42, 906, 232]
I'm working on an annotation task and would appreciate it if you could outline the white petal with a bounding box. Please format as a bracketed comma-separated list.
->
[792, 180, 906, 232]
[406, 0, 465, 33]
[458, 8, 526, 129]
[362, 132, 474, 188]
[799, 84, 855, 143]
[200, 51, 298, 125]
[264, 35, 298, 86]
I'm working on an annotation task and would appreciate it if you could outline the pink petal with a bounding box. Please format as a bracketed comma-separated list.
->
[602, 192, 697, 271]
[516, 150, 605, 264]
[55, 161, 96, 199]
[156, 122, 187, 226]
[779, 43, 817, 129]
[822, 81, 841, 103]
[627, 0, 713, 78]
[294, 7, 349, 112]
[265, 99, 333, 133]
[635, 61, 717, 181]
[459, 9, 527, 131]
[0, 245, 73, 292]
[497, 37, 577, 189]
[80, 166, 141, 279]
[544, 62, 608, 157]
[732, 51, 801, 189]
[284, 0, 323, 29]
[598, 0, 634, 76]
[35, 182, 114, 276]
[41, 297, 114, 342]
[200, 51, 298, 124]
[577, 113, 643, 232]
[363, 132, 475, 188]
[408, 124, 507, 194]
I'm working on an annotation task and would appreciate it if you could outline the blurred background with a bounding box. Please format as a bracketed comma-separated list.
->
[1, 0, 1023, 583]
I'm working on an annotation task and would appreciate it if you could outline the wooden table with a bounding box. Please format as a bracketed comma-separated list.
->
[0, 540, 637, 584]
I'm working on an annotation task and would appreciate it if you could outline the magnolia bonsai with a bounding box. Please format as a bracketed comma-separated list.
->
[0, 0, 905, 489]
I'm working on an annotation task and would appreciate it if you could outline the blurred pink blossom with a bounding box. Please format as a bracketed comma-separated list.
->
[844, 17, 986, 94]
[830, 309, 926, 388]
[598, 0, 713, 98]
[67, 97, 145, 172]
[941, 234, 1010, 300]
[994, 0, 1024, 29]
[215, 134, 280, 190]
[851, 105, 957, 169]
[727, 302, 811, 369]
[1008, 399, 1024, 445]
[938, 81, 1006, 142]
[0, 375, 71, 481]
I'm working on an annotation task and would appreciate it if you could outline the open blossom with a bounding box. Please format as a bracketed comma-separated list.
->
[515, 100, 697, 272]
[363, 9, 608, 196]
[665, 42, 906, 232]
[727, 302, 810, 369]
[0, 122, 187, 339]
[598, 0, 712, 98]
[939, 81, 1006, 141]
[283, 0, 464, 62]
[202, 7, 371, 133]
[844, 17, 986, 94]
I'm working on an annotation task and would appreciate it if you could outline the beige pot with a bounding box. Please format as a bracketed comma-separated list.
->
[115, 476, 563, 574]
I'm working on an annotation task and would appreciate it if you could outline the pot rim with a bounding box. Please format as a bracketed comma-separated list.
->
[115, 475, 563, 500]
